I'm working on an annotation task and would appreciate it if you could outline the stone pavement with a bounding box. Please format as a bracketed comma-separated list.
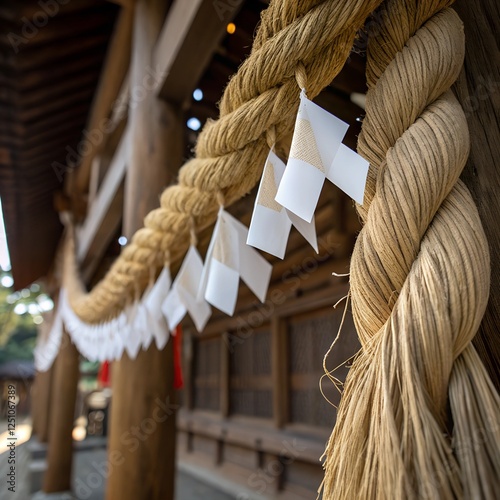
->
[0, 422, 247, 500]
[73, 447, 235, 500]
[0, 442, 30, 499]
[0, 438, 237, 499]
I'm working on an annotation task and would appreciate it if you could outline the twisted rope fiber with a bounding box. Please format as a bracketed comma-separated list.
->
[64, 0, 384, 322]
[322, 1, 499, 498]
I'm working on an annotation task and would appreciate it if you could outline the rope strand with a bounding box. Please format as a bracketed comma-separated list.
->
[321, 1, 499, 498]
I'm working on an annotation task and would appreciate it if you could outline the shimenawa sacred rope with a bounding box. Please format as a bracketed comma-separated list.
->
[321, 1, 499, 498]
[64, 0, 383, 321]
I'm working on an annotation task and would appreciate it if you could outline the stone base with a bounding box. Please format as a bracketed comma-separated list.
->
[29, 459, 47, 494]
[28, 438, 48, 460]
[32, 490, 75, 500]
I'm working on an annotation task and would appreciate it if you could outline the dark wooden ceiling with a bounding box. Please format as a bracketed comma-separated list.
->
[0, 0, 118, 289]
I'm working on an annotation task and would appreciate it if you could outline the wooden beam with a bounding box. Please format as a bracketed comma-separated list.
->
[106, 0, 136, 7]
[76, 128, 129, 263]
[454, 0, 500, 390]
[81, 183, 124, 283]
[80, 120, 130, 283]
[153, 0, 243, 104]
[123, 4, 184, 235]
[108, 75, 130, 131]
[87, 156, 102, 209]
[73, 5, 134, 195]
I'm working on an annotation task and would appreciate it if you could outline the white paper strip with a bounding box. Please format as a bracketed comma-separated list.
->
[162, 246, 212, 332]
[144, 267, 172, 314]
[161, 285, 186, 333]
[143, 267, 172, 349]
[34, 294, 64, 372]
[206, 258, 240, 316]
[199, 209, 272, 316]
[136, 303, 154, 351]
[275, 92, 348, 222]
[247, 150, 318, 258]
[146, 307, 169, 350]
[326, 143, 369, 205]
[204, 210, 240, 315]
[286, 209, 318, 253]
[125, 302, 142, 359]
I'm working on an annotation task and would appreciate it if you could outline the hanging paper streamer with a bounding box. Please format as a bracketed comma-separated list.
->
[143, 267, 172, 350]
[327, 142, 369, 208]
[125, 301, 144, 359]
[247, 149, 318, 258]
[162, 246, 212, 333]
[198, 208, 272, 316]
[34, 294, 64, 372]
[275, 91, 369, 222]
[42, 277, 175, 367]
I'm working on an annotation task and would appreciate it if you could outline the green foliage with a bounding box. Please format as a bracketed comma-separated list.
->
[0, 325, 37, 364]
[0, 286, 17, 346]
[0, 270, 48, 364]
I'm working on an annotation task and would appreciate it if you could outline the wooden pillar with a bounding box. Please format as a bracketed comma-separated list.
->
[106, 0, 182, 498]
[453, 0, 500, 390]
[122, 0, 181, 235]
[42, 331, 80, 493]
[31, 366, 54, 443]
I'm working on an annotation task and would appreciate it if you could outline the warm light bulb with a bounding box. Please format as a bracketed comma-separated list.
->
[72, 425, 86, 442]
[226, 23, 236, 35]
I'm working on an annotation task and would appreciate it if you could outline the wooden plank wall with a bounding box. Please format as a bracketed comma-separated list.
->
[177, 181, 361, 499]
[454, 0, 500, 389]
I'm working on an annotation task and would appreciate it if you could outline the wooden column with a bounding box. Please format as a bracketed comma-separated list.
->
[42, 331, 80, 493]
[31, 366, 54, 443]
[106, 0, 182, 498]
[454, 0, 500, 390]
[122, 0, 181, 235]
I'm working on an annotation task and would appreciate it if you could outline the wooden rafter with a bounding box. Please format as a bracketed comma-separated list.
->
[153, 0, 243, 104]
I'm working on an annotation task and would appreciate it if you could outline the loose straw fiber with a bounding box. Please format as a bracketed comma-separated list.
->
[64, 0, 383, 322]
[321, 1, 500, 499]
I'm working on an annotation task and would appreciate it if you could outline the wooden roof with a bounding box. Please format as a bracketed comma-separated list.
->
[0, 0, 118, 289]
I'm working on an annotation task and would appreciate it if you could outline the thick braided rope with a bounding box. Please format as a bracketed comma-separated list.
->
[321, 1, 500, 499]
[64, 0, 383, 322]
